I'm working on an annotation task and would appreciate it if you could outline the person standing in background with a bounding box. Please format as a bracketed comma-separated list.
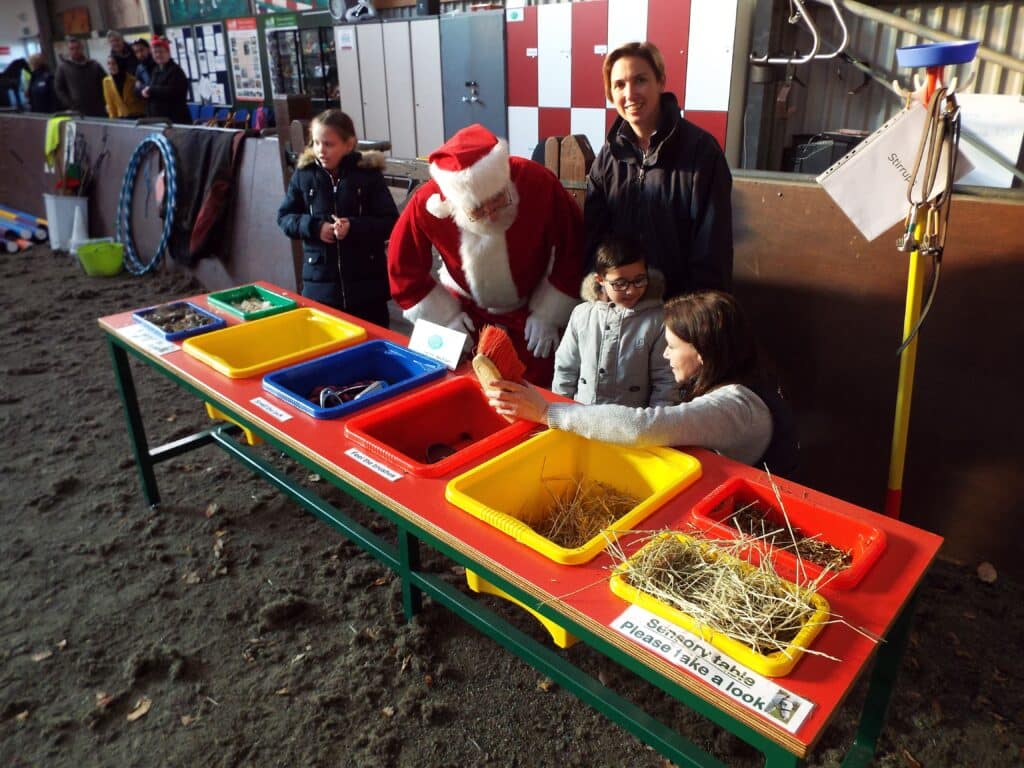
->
[102, 55, 145, 118]
[54, 37, 106, 117]
[131, 38, 156, 97]
[27, 53, 61, 113]
[141, 36, 191, 124]
[584, 41, 733, 299]
[106, 30, 136, 77]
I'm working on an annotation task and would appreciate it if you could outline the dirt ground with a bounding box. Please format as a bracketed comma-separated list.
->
[1, 248, 1022, 768]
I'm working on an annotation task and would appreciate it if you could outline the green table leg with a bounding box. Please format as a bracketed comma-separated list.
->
[108, 339, 160, 508]
[841, 594, 917, 768]
[765, 742, 804, 767]
[398, 527, 423, 620]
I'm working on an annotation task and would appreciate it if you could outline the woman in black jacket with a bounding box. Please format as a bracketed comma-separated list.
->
[27, 54, 60, 112]
[585, 41, 734, 299]
[141, 37, 191, 124]
[277, 109, 399, 328]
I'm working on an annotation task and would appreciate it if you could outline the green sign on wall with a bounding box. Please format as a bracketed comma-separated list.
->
[167, 0, 252, 26]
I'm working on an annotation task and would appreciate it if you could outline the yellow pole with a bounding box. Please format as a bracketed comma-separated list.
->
[884, 221, 926, 518]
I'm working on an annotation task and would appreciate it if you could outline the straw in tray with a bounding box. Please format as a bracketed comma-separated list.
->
[143, 304, 214, 333]
[723, 500, 853, 571]
[529, 475, 639, 549]
[621, 534, 823, 656]
[231, 295, 273, 313]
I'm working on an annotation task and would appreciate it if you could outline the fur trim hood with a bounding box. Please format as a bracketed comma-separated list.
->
[296, 148, 387, 171]
[580, 268, 665, 303]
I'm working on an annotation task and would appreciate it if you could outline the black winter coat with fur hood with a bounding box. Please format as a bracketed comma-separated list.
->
[277, 150, 398, 311]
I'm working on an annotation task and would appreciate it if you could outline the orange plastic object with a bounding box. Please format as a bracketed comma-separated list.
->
[689, 477, 887, 590]
[344, 376, 536, 477]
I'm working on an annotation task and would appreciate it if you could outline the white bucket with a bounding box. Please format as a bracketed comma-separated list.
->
[42, 194, 89, 251]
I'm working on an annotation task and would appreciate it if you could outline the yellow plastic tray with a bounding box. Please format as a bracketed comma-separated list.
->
[466, 569, 577, 649]
[609, 534, 831, 677]
[445, 430, 702, 565]
[182, 308, 366, 378]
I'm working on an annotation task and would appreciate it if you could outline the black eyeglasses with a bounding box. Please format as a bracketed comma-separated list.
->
[605, 274, 649, 292]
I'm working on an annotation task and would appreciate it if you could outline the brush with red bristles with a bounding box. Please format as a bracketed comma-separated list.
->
[472, 324, 526, 389]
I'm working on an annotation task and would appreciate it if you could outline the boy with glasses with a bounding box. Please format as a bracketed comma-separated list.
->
[552, 236, 679, 407]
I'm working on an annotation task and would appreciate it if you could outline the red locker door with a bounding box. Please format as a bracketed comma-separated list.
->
[506, 6, 538, 107]
[570, 0, 607, 109]
[646, 0, 690, 107]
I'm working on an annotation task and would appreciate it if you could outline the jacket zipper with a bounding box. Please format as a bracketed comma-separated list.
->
[328, 169, 347, 309]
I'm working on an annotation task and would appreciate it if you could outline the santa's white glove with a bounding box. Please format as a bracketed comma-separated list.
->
[524, 313, 559, 358]
[445, 311, 475, 335]
[446, 311, 475, 355]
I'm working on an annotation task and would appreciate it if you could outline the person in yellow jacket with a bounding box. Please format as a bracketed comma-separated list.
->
[102, 55, 145, 118]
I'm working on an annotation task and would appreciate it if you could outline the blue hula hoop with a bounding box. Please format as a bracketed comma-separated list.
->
[117, 133, 178, 276]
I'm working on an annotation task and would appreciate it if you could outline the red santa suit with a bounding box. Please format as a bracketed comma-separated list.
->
[387, 124, 582, 386]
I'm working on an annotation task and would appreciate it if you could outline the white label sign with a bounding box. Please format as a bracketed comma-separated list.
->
[611, 605, 815, 734]
[345, 448, 402, 482]
[408, 319, 466, 371]
[117, 323, 180, 356]
[250, 397, 292, 422]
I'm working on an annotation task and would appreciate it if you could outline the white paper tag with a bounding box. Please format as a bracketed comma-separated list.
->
[250, 397, 292, 422]
[408, 319, 466, 371]
[506, 8, 524, 23]
[594, 44, 608, 55]
[611, 605, 815, 734]
[117, 323, 180, 356]
[525, 47, 538, 58]
[345, 448, 402, 482]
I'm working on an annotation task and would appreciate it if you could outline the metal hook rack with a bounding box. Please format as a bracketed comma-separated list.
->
[750, 0, 849, 66]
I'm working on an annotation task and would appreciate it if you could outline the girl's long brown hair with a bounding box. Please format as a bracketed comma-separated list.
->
[664, 291, 759, 399]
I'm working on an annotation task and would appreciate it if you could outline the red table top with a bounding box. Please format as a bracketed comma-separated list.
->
[99, 283, 943, 757]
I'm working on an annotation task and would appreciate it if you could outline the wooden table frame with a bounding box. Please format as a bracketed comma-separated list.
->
[101, 289, 941, 768]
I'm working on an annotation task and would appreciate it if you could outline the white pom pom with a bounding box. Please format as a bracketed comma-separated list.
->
[426, 193, 453, 219]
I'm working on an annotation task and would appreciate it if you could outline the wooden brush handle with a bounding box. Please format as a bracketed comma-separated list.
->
[473, 354, 514, 423]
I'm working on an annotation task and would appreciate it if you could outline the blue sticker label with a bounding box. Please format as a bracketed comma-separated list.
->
[427, 334, 443, 350]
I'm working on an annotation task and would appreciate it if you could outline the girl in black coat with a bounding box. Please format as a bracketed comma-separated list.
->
[277, 110, 399, 328]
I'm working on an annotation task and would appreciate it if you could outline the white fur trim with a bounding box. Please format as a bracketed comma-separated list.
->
[401, 283, 462, 327]
[430, 139, 510, 211]
[426, 193, 453, 219]
[528, 277, 578, 329]
[459, 229, 520, 310]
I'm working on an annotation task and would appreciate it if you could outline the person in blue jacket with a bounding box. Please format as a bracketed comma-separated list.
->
[277, 109, 399, 328]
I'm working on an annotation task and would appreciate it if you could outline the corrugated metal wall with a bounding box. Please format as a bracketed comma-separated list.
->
[787, 1, 1023, 139]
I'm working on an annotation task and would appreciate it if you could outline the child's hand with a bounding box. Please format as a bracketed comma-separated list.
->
[486, 380, 549, 424]
[319, 221, 336, 243]
[333, 217, 351, 241]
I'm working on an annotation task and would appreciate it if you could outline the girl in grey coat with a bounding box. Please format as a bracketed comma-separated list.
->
[552, 237, 679, 407]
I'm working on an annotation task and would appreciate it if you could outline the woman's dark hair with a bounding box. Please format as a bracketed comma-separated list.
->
[311, 108, 356, 143]
[602, 41, 666, 102]
[664, 291, 759, 399]
[595, 235, 645, 275]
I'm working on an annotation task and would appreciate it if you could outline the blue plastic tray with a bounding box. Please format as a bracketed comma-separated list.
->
[261, 340, 447, 419]
[896, 40, 978, 68]
[132, 301, 226, 342]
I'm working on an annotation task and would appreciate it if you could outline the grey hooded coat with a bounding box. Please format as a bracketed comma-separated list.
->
[551, 270, 680, 407]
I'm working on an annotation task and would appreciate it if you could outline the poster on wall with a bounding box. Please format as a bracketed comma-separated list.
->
[169, 23, 232, 106]
[167, 0, 250, 26]
[226, 18, 265, 102]
[255, 0, 326, 12]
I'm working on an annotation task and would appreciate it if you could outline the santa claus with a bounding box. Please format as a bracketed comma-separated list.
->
[387, 124, 582, 386]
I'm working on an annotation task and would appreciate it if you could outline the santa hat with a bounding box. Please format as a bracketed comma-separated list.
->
[426, 124, 510, 219]
[150, 35, 170, 50]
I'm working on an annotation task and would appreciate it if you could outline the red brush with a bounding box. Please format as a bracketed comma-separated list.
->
[472, 324, 526, 387]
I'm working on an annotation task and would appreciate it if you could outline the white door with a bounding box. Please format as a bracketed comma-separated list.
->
[334, 25, 364, 139]
[410, 17, 444, 157]
[356, 22, 390, 147]
[382, 21, 417, 159]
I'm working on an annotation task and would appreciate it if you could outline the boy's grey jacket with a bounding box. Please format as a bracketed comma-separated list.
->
[551, 269, 680, 407]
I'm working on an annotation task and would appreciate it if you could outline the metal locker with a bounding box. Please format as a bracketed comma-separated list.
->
[410, 17, 444, 157]
[382, 21, 417, 159]
[440, 10, 507, 141]
[356, 22, 391, 146]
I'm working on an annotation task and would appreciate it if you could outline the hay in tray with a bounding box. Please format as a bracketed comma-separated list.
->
[724, 500, 853, 571]
[142, 303, 215, 333]
[231, 295, 273, 313]
[622, 534, 820, 656]
[531, 475, 640, 550]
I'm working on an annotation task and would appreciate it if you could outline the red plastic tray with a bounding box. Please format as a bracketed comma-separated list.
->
[689, 477, 887, 590]
[344, 376, 536, 478]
